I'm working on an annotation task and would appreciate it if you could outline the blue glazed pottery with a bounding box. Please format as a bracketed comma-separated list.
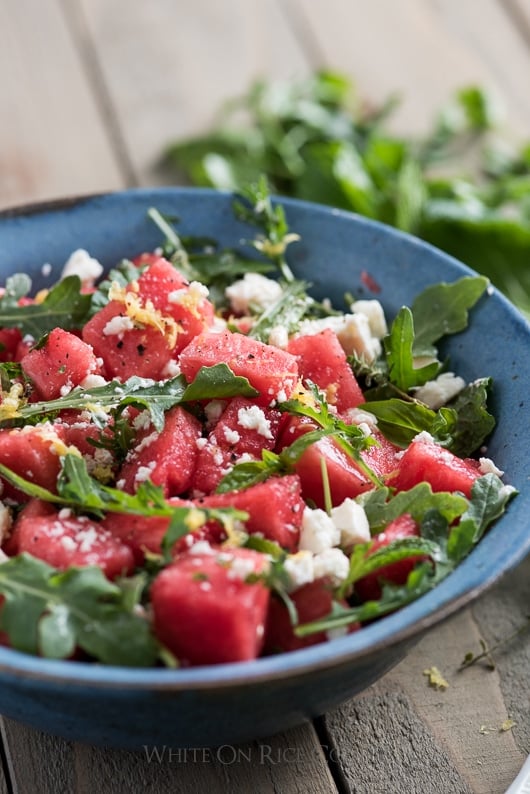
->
[0, 188, 528, 749]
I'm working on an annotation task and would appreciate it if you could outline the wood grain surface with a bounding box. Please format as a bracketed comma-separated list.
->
[0, 2, 528, 792]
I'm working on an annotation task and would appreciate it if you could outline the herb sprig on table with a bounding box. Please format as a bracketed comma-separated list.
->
[163, 70, 530, 317]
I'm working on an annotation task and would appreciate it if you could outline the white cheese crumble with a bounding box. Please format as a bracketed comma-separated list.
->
[61, 249, 103, 287]
[313, 548, 350, 584]
[189, 541, 215, 556]
[223, 427, 241, 445]
[268, 325, 289, 349]
[237, 405, 273, 439]
[204, 400, 225, 428]
[134, 461, 156, 484]
[80, 374, 108, 389]
[225, 273, 283, 315]
[102, 315, 135, 336]
[161, 359, 182, 378]
[479, 457, 504, 477]
[283, 551, 315, 592]
[299, 507, 340, 553]
[330, 498, 371, 547]
[350, 299, 388, 339]
[297, 314, 381, 363]
[195, 437, 208, 450]
[168, 281, 209, 304]
[413, 372, 466, 410]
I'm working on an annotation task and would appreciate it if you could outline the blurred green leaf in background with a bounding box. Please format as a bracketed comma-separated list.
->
[162, 71, 530, 318]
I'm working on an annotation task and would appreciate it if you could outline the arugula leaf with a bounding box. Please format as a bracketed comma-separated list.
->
[445, 377, 496, 457]
[0, 555, 158, 666]
[360, 483, 468, 532]
[0, 276, 92, 338]
[361, 398, 455, 448]
[411, 276, 489, 354]
[90, 259, 145, 315]
[384, 306, 440, 390]
[1, 364, 257, 430]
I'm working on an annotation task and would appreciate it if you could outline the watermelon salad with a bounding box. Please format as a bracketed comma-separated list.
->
[0, 184, 516, 667]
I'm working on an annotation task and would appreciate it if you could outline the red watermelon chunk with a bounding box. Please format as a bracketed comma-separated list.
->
[82, 300, 174, 381]
[0, 328, 23, 362]
[276, 416, 375, 508]
[8, 500, 134, 580]
[117, 406, 201, 497]
[355, 513, 424, 602]
[389, 436, 481, 498]
[135, 257, 214, 352]
[0, 426, 65, 499]
[102, 498, 226, 565]
[151, 547, 270, 665]
[264, 577, 359, 653]
[179, 329, 299, 405]
[199, 475, 305, 551]
[191, 397, 283, 495]
[287, 329, 365, 413]
[21, 328, 101, 400]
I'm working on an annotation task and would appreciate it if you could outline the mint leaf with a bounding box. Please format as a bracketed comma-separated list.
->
[0, 276, 92, 338]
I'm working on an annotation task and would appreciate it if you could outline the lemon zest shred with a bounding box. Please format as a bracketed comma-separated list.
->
[0, 383, 25, 421]
[109, 281, 180, 349]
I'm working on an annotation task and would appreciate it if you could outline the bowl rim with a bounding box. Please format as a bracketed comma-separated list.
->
[0, 185, 528, 690]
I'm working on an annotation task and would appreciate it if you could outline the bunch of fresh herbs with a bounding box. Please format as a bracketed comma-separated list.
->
[163, 70, 530, 317]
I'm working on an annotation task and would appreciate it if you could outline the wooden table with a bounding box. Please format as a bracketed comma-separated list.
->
[1, 2, 529, 791]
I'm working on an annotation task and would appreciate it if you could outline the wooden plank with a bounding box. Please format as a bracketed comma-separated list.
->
[324, 564, 528, 794]
[1, 721, 336, 794]
[0, 0, 123, 211]
[75, 0, 310, 187]
[287, 0, 530, 135]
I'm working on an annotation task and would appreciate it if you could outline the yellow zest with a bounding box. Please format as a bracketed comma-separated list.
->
[34, 289, 49, 304]
[109, 281, 180, 349]
[0, 382, 25, 421]
[221, 519, 248, 548]
[184, 508, 207, 533]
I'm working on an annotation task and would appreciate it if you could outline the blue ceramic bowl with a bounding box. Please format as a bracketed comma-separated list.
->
[0, 188, 528, 749]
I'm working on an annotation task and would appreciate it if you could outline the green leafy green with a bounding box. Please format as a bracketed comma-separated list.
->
[0, 364, 257, 430]
[411, 276, 489, 354]
[0, 555, 158, 665]
[295, 474, 516, 636]
[0, 276, 92, 338]
[384, 307, 440, 390]
[247, 279, 314, 343]
[161, 71, 530, 316]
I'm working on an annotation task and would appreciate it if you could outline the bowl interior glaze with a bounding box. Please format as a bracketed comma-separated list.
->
[0, 188, 528, 748]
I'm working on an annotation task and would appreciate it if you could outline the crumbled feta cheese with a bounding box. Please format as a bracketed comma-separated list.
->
[223, 427, 241, 445]
[59, 380, 74, 397]
[413, 372, 466, 410]
[297, 313, 381, 363]
[283, 551, 315, 591]
[0, 502, 12, 542]
[204, 400, 225, 428]
[225, 273, 283, 315]
[227, 556, 257, 581]
[313, 548, 350, 584]
[237, 405, 273, 439]
[41, 262, 52, 277]
[134, 461, 156, 483]
[189, 541, 215, 556]
[60, 535, 77, 552]
[344, 407, 379, 427]
[132, 410, 152, 431]
[351, 299, 388, 339]
[134, 432, 159, 454]
[168, 280, 209, 304]
[58, 508, 73, 520]
[76, 527, 99, 553]
[479, 457, 504, 477]
[330, 498, 371, 547]
[268, 325, 289, 349]
[196, 437, 208, 450]
[413, 431, 436, 444]
[102, 315, 135, 336]
[61, 249, 103, 287]
[299, 507, 340, 553]
[161, 359, 181, 378]
[80, 374, 108, 389]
